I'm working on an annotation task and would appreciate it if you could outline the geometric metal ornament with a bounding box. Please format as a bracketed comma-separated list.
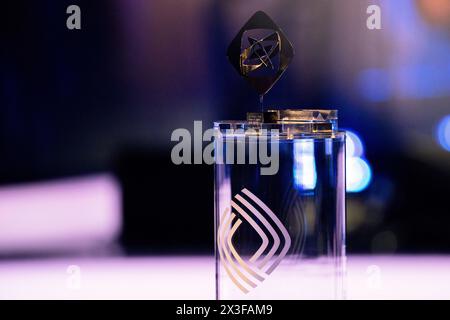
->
[227, 11, 294, 96]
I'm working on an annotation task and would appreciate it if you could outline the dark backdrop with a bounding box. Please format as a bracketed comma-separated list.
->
[1, 0, 450, 254]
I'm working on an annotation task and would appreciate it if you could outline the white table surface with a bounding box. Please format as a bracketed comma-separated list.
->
[0, 255, 449, 299]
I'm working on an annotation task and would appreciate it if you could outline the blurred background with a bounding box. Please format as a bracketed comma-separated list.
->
[1, 0, 449, 262]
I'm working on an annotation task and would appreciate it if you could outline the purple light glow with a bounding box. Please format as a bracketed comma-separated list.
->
[0, 256, 449, 299]
[0, 174, 122, 254]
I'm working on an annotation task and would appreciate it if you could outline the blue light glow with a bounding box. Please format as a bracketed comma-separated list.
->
[293, 140, 317, 190]
[293, 131, 372, 193]
[346, 130, 364, 158]
[346, 157, 372, 193]
[357, 68, 391, 102]
[436, 115, 450, 152]
[358, 63, 450, 102]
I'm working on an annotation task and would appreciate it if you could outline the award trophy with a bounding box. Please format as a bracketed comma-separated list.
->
[214, 11, 346, 299]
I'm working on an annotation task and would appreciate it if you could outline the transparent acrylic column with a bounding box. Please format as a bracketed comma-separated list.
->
[214, 110, 346, 299]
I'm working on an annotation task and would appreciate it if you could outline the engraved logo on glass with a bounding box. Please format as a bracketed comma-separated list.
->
[217, 188, 291, 294]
